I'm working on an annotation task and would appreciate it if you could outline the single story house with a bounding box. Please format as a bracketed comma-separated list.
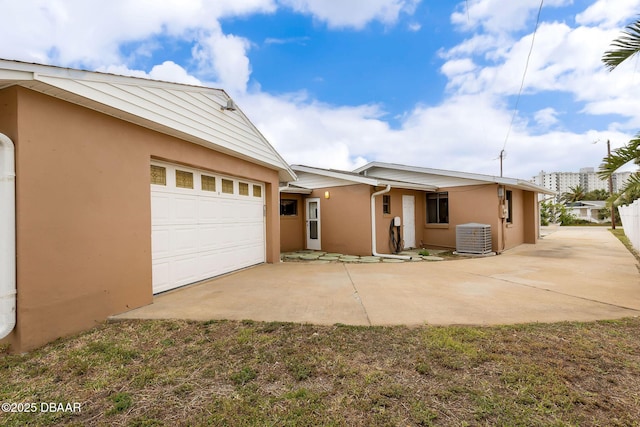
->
[0, 59, 294, 352]
[280, 162, 554, 256]
[565, 201, 607, 223]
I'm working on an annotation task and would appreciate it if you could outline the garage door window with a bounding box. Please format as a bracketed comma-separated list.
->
[222, 179, 234, 194]
[253, 185, 262, 197]
[201, 175, 216, 192]
[176, 170, 194, 189]
[239, 182, 249, 196]
[150, 165, 166, 186]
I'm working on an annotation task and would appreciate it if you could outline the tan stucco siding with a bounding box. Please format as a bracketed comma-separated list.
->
[374, 188, 425, 254]
[422, 184, 501, 250]
[2, 87, 280, 352]
[310, 185, 371, 256]
[280, 193, 305, 252]
[421, 184, 539, 252]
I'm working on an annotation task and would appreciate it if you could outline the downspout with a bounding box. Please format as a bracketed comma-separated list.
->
[0, 133, 16, 340]
[371, 185, 411, 260]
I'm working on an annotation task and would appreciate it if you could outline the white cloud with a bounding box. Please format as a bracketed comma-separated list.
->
[2, 0, 639, 182]
[576, 0, 640, 28]
[451, 0, 572, 34]
[278, 0, 420, 29]
[192, 29, 253, 95]
[97, 61, 203, 86]
[534, 107, 560, 127]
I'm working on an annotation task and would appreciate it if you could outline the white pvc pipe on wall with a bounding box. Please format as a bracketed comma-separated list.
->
[0, 133, 16, 340]
[371, 185, 411, 261]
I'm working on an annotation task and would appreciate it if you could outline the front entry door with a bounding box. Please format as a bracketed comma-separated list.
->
[305, 198, 321, 250]
[402, 195, 416, 249]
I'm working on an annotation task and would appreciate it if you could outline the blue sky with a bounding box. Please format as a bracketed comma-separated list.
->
[2, 0, 640, 179]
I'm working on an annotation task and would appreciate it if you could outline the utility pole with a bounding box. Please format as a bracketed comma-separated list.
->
[607, 140, 616, 230]
[499, 149, 504, 177]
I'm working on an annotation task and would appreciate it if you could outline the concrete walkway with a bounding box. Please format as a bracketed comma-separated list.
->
[114, 227, 640, 326]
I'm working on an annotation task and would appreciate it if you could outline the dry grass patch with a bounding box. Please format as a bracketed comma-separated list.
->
[1, 318, 640, 426]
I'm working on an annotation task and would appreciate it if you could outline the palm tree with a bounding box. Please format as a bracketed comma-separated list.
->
[602, 19, 640, 70]
[559, 185, 586, 204]
[599, 18, 640, 203]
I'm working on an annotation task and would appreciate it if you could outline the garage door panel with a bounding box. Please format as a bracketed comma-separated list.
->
[151, 162, 265, 294]
[151, 194, 171, 224]
[198, 198, 220, 222]
[152, 261, 170, 292]
[171, 255, 200, 286]
[171, 226, 200, 256]
[152, 228, 171, 258]
[174, 196, 198, 223]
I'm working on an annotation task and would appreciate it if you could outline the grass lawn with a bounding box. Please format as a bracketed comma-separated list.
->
[2, 317, 640, 426]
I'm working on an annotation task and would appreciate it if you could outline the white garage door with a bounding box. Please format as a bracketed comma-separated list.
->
[150, 161, 265, 294]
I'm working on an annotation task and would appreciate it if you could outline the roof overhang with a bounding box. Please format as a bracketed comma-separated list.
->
[0, 59, 296, 183]
[355, 161, 555, 195]
[279, 184, 312, 194]
[291, 165, 437, 192]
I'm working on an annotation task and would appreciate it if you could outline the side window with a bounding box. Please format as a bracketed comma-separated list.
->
[506, 190, 513, 224]
[427, 192, 448, 224]
[382, 195, 391, 215]
[280, 199, 298, 216]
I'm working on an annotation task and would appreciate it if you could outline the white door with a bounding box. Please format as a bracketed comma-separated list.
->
[305, 198, 321, 250]
[402, 195, 416, 249]
[151, 162, 265, 294]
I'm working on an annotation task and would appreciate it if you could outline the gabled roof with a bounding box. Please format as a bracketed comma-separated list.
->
[290, 165, 437, 191]
[0, 59, 295, 182]
[354, 162, 556, 195]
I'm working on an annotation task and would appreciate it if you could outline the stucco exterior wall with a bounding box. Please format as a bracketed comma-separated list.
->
[374, 188, 425, 253]
[1, 87, 281, 352]
[280, 193, 304, 252]
[421, 184, 539, 252]
[309, 185, 372, 256]
[422, 184, 501, 250]
[279, 186, 428, 256]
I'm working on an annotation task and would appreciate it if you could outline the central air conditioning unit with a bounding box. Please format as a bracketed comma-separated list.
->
[456, 223, 492, 254]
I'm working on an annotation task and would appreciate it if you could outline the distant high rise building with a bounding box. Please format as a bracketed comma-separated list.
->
[532, 168, 634, 201]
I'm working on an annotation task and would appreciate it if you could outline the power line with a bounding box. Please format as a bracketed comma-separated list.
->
[500, 0, 544, 170]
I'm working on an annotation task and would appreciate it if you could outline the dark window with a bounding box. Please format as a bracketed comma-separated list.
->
[383, 195, 391, 214]
[280, 199, 298, 216]
[506, 190, 513, 223]
[427, 192, 449, 224]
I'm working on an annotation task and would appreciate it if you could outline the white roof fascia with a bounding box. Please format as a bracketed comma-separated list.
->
[279, 185, 313, 194]
[0, 60, 296, 182]
[356, 161, 555, 194]
[376, 179, 437, 191]
[292, 165, 380, 186]
[291, 165, 437, 192]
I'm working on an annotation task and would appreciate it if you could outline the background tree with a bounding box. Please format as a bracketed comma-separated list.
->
[583, 189, 609, 201]
[600, 18, 640, 205]
[559, 185, 586, 204]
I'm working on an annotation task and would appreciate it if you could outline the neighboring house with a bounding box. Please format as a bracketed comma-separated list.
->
[565, 201, 607, 223]
[280, 162, 554, 256]
[0, 59, 294, 352]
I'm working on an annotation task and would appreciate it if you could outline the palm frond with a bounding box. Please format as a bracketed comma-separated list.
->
[602, 19, 640, 71]
[598, 137, 640, 179]
[615, 172, 640, 206]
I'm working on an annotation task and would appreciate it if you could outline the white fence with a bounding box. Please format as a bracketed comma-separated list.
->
[619, 199, 640, 252]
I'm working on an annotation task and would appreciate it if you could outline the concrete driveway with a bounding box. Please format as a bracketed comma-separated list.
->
[114, 227, 640, 326]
